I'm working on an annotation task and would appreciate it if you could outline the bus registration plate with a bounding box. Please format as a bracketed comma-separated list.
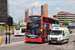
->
[31, 41, 35, 42]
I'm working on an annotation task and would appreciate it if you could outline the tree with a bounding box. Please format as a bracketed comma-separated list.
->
[71, 20, 75, 23]
[8, 15, 11, 17]
[63, 20, 69, 26]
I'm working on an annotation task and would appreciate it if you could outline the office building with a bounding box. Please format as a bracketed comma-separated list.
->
[25, 9, 29, 22]
[41, 3, 48, 17]
[57, 11, 75, 24]
[0, 0, 8, 25]
[53, 15, 58, 19]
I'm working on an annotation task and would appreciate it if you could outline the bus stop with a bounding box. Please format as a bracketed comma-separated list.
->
[68, 23, 75, 34]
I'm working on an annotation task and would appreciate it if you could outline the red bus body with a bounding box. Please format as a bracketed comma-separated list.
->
[25, 15, 59, 43]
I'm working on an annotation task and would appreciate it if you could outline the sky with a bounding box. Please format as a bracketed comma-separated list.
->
[8, 0, 75, 23]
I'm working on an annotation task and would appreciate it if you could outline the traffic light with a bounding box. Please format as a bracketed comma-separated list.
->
[5, 17, 13, 26]
[5, 17, 8, 23]
[7, 17, 13, 26]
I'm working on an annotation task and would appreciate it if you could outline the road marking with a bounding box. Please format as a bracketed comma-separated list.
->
[6, 43, 25, 47]
[0, 41, 25, 47]
[1, 35, 14, 38]
[69, 34, 75, 35]
[64, 43, 74, 50]
[69, 39, 73, 41]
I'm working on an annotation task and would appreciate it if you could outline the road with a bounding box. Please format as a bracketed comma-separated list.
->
[2, 35, 25, 44]
[0, 35, 75, 50]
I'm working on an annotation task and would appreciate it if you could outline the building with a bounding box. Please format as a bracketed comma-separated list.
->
[53, 15, 58, 19]
[0, 0, 8, 25]
[25, 9, 29, 22]
[57, 11, 75, 24]
[45, 4, 48, 17]
[20, 20, 26, 26]
[41, 5, 43, 15]
[41, 3, 48, 17]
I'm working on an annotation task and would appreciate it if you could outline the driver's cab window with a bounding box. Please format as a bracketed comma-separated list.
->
[46, 24, 49, 35]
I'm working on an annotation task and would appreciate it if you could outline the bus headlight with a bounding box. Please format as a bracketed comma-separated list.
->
[41, 29, 43, 32]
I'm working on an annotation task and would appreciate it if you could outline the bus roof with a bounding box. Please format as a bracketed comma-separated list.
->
[29, 15, 59, 20]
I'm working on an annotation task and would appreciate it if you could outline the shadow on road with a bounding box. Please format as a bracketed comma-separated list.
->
[73, 40, 75, 42]
[14, 35, 25, 37]
[25, 42, 46, 44]
[48, 42, 68, 45]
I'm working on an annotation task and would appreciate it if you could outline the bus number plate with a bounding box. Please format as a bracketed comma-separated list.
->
[31, 41, 35, 42]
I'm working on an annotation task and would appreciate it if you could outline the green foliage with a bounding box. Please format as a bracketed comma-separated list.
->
[0, 26, 15, 30]
[63, 20, 69, 26]
[8, 15, 11, 17]
[20, 25, 26, 27]
[71, 20, 75, 23]
[60, 25, 68, 27]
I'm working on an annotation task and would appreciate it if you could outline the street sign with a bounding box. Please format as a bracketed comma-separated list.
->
[5, 24, 8, 27]
[17, 26, 20, 27]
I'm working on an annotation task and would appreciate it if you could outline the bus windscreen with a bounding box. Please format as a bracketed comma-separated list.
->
[21, 29, 26, 33]
[27, 16, 41, 37]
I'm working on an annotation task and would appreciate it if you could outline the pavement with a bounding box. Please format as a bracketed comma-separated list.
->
[0, 41, 24, 47]
[0, 35, 14, 38]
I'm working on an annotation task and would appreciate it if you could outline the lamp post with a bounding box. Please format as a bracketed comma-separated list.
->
[32, 6, 35, 15]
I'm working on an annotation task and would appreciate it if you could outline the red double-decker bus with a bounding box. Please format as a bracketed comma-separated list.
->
[25, 15, 59, 43]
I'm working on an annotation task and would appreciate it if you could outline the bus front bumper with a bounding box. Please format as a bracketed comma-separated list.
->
[26, 37, 42, 42]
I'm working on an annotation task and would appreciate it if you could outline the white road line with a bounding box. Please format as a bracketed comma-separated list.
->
[0, 35, 14, 38]
[69, 39, 73, 41]
[0, 41, 24, 47]
[69, 34, 75, 35]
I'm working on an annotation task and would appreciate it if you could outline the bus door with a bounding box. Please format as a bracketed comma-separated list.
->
[46, 24, 49, 35]
[42, 28, 45, 42]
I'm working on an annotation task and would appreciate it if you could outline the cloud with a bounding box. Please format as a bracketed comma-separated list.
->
[33, 12, 39, 15]
[50, 7, 69, 13]
[8, 0, 40, 8]
[31, 2, 40, 7]
[9, 10, 13, 12]
[57, 0, 75, 6]
[48, 7, 70, 17]
[14, 12, 21, 14]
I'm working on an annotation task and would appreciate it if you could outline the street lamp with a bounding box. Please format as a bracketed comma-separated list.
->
[32, 6, 35, 15]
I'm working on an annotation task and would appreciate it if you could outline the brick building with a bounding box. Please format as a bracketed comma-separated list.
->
[41, 3, 48, 17]
[25, 9, 29, 22]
